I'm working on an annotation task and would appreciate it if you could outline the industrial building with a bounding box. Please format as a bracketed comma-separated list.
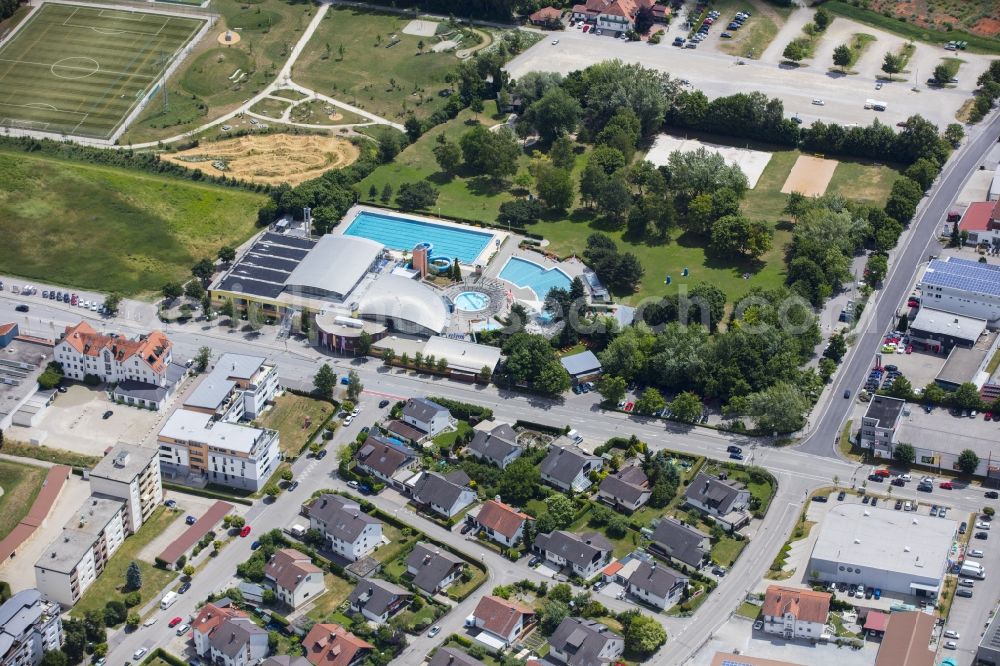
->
[807, 503, 957, 598]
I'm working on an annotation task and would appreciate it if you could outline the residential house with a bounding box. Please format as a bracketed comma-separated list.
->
[405, 542, 465, 595]
[761, 585, 831, 641]
[540, 446, 603, 493]
[410, 471, 477, 519]
[264, 549, 325, 610]
[597, 464, 651, 513]
[648, 518, 710, 570]
[389, 398, 453, 443]
[684, 472, 751, 532]
[302, 624, 372, 666]
[529, 6, 562, 27]
[353, 435, 417, 488]
[88, 443, 162, 534]
[571, 0, 656, 34]
[858, 396, 906, 459]
[192, 601, 269, 666]
[263, 658, 312, 666]
[533, 531, 611, 580]
[469, 595, 535, 647]
[347, 578, 412, 623]
[466, 424, 523, 469]
[0, 589, 63, 666]
[473, 499, 533, 547]
[625, 561, 688, 611]
[428, 648, 486, 666]
[305, 494, 383, 562]
[548, 617, 624, 666]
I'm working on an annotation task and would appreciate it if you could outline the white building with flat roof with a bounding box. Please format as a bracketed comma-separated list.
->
[34, 497, 127, 607]
[89, 444, 162, 534]
[0, 589, 63, 666]
[183, 353, 279, 421]
[808, 503, 957, 599]
[157, 409, 280, 491]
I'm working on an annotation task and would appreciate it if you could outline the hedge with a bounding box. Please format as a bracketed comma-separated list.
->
[143, 648, 187, 666]
[163, 481, 253, 506]
[514, 419, 568, 436]
[426, 396, 493, 421]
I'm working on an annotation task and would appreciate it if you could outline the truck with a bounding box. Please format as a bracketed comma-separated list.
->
[960, 562, 986, 580]
[160, 591, 178, 610]
[567, 429, 584, 446]
[287, 524, 307, 538]
[864, 99, 888, 111]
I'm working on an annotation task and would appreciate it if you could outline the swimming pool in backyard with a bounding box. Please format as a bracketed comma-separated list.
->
[343, 209, 495, 265]
[499, 257, 572, 300]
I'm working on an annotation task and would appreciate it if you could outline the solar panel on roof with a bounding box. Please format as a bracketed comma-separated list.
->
[261, 232, 316, 250]
[923, 258, 1000, 297]
[721, 660, 751, 666]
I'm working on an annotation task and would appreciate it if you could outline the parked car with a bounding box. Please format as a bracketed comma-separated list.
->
[712, 566, 727, 576]
[838, 491, 847, 501]
[960, 521, 968, 534]
[727, 446, 742, 454]
[894, 500, 902, 510]
[240, 525, 252, 538]
[729, 452, 744, 460]
[862, 496, 871, 504]
[986, 491, 999, 499]
[133, 649, 147, 660]
[250, 541, 261, 550]
[14, 304, 28, 313]
[945, 641, 958, 649]
[427, 626, 441, 638]
[956, 589, 973, 598]
[940, 481, 954, 489]
[102, 410, 113, 419]
[176, 623, 190, 635]
[977, 521, 991, 530]
[854, 586, 864, 598]
[969, 549, 985, 557]
[347, 480, 359, 489]
[873, 588, 881, 599]
[168, 617, 183, 628]
[975, 531, 989, 540]
[178, 582, 191, 594]
[528, 556, 542, 567]
[753, 620, 763, 631]
[379, 399, 390, 408]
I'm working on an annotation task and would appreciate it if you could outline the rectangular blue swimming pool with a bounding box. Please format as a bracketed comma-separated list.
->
[499, 257, 572, 300]
[344, 210, 495, 264]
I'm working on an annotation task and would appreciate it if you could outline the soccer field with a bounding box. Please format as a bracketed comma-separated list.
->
[0, 3, 205, 139]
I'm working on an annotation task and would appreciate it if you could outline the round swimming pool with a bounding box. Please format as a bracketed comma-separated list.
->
[454, 291, 490, 312]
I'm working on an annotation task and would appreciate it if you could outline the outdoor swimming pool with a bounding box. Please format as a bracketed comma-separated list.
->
[344, 210, 495, 264]
[499, 257, 572, 300]
[453, 291, 490, 312]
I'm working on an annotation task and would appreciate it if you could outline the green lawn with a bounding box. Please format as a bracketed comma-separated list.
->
[250, 98, 292, 119]
[710, 535, 746, 566]
[374, 523, 414, 565]
[568, 508, 640, 561]
[258, 394, 334, 457]
[288, 99, 367, 126]
[122, 0, 316, 143]
[72, 507, 180, 618]
[305, 573, 354, 622]
[293, 7, 474, 121]
[432, 421, 473, 450]
[735, 601, 761, 619]
[0, 461, 47, 541]
[715, 0, 788, 60]
[0, 150, 265, 296]
[448, 565, 488, 600]
[825, 158, 903, 204]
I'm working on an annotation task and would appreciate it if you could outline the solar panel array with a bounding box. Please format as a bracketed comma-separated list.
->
[721, 660, 753, 666]
[922, 258, 1000, 298]
[216, 233, 317, 299]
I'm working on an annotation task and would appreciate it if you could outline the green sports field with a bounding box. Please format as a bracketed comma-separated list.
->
[0, 3, 204, 139]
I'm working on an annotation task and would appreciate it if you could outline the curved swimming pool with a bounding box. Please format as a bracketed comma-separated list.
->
[453, 291, 490, 312]
[498, 257, 572, 300]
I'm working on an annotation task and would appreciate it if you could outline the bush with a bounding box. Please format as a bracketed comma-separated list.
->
[426, 396, 493, 421]
[123, 591, 141, 608]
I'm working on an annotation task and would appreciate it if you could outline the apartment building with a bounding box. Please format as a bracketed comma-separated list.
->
[34, 497, 127, 607]
[0, 589, 63, 666]
[183, 353, 279, 422]
[305, 495, 383, 562]
[88, 444, 162, 534]
[157, 409, 280, 491]
[55, 321, 172, 386]
[858, 396, 905, 459]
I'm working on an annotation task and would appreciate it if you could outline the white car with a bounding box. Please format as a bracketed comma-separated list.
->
[944, 641, 957, 650]
[351, 407, 360, 417]
[898, 474, 911, 481]
[811, 99, 825, 105]
[142, 617, 157, 627]
[176, 623, 191, 635]
[977, 521, 991, 530]
[551, 39, 559, 45]
[969, 549, 985, 558]
[133, 648, 148, 659]
[343, 415, 353, 426]
[944, 629, 960, 639]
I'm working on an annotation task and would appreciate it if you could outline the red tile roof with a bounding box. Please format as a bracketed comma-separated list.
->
[473, 596, 535, 638]
[0, 323, 15, 337]
[864, 611, 889, 632]
[61, 321, 172, 374]
[303, 624, 373, 666]
[961, 202, 995, 232]
[530, 6, 562, 20]
[475, 500, 532, 539]
[192, 603, 247, 639]
[762, 585, 831, 624]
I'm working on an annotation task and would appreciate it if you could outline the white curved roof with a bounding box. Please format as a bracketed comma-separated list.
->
[286, 235, 384, 298]
[359, 274, 448, 334]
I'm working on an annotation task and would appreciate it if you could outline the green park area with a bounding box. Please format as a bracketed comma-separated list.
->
[0, 150, 266, 296]
[258, 394, 334, 457]
[293, 7, 476, 122]
[0, 461, 47, 540]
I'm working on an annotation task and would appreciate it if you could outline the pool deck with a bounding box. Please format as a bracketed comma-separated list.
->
[336, 205, 509, 267]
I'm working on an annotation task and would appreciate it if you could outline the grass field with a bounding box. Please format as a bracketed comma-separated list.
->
[122, 0, 314, 143]
[0, 150, 266, 295]
[0, 461, 47, 541]
[288, 98, 367, 126]
[826, 159, 903, 202]
[305, 573, 353, 622]
[715, 0, 789, 60]
[293, 7, 467, 121]
[0, 3, 204, 138]
[72, 507, 179, 618]
[258, 393, 334, 457]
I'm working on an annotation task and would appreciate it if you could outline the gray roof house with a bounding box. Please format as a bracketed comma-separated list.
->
[597, 465, 650, 513]
[625, 561, 688, 611]
[549, 617, 624, 666]
[540, 446, 603, 492]
[406, 542, 465, 595]
[649, 517, 710, 570]
[684, 472, 751, 532]
[206, 616, 269, 666]
[262, 657, 311, 666]
[354, 435, 416, 486]
[559, 351, 603, 384]
[306, 494, 383, 562]
[428, 647, 486, 666]
[410, 471, 477, 519]
[467, 424, 523, 469]
[533, 531, 612, 580]
[399, 398, 453, 440]
[348, 578, 412, 623]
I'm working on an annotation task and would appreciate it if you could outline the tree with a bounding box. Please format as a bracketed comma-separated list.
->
[881, 52, 903, 80]
[182, 564, 195, 578]
[534, 162, 575, 210]
[382, 347, 395, 366]
[892, 442, 915, 465]
[710, 215, 773, 259]
[958, 449, 981, 475]
[461, 125, 520, 180]
[217, 246, 237, 264]
[380, 183, 394, 203]
[865, 253, 888, 286]
[126, 613, 140, 628]
[624, 614, 667, 658]
[264, 483, 280, 498]
[832, 44, 852, 72]
[953, 382, 984, 410]
[498, 199, 544, 227]
[783, 38, 810, 63]
[813, 7, 832, 31]
[496, 458, 541, 505]
[433, 141, 462, 174]
[885, 177, 923, 224]
[598, 376, 627, 405]
[161, 282, 183, 301]
[539, 599, 569, 635]
[944, 123, 965, 146]
[544, 494, 576, 529]
[479, 365, 492, 383]
[40, 652, 67, 666]
[524, 87, 582, 143]
[193, 346, 212, 373]
[669, 392, 703, 423]
[220, 298, 236, 323]
[82, 610, 105, 642]
[103, 600, 127, 626]
[313, 363, 337, 399]
[347, 370, 363, 401]
[635, 388, 666, 415]
[395, 181, 439, 210]
[104, 293, 122, 316]
[192, 258, 215, 284]
[61, 619, 86, 664]
[125, 561, 142, 591]
[185, 280, 205, 300]
[550, 135, 576, 170]
[745, 382, 810, 433]
[404, 114, 422, 142]
[905, 158, 940, 191]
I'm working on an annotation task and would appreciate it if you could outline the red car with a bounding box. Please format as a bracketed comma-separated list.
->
[986, 412, 993, 421]
[624, 402, 634, 413]
[240, 525, 252, 538]
[168, 617, 183, 628]
[905, 345, 913, 354]
[874, 469, 891, 477]
[582, 24, 590, 32]
[940, 481, 954, 490]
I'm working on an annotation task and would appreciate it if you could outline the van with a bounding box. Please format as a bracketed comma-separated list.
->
[960, 563, 985, 580]
[567, 429, 584, 445]
[160, 591, 178, 610]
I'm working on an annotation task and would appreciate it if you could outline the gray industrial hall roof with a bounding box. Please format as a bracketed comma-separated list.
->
[286, 235, 384, 299]
[910, 306, 987, 342]
[560, 350, 602, 377]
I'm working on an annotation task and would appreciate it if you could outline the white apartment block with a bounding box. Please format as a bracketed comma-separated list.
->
[158, 409, 280, 492]
[0, 589, 63, 666]
[54, 321, 172, 385]
[183, 353, 279, 422]
[88, 444, 162, 534]
[34, 497, 127, 607]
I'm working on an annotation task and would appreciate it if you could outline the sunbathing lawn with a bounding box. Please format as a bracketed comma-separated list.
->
[826, 159, 904, 204]
[0, 460, 47, 541]
[305, 573, 354, 622]
[258, 394, 334, 457]
[374, 523, 413, 564]
[568, 507, 639, 561]
[710, 535, 747, 567]
[72, 507, 180, 618]
[447, 564, 487, 600]
[432, 421, 473, 450]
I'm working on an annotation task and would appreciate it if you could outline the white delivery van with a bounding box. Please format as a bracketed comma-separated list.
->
[160, 591, 178, 610]
[960, 562, 985, 580]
